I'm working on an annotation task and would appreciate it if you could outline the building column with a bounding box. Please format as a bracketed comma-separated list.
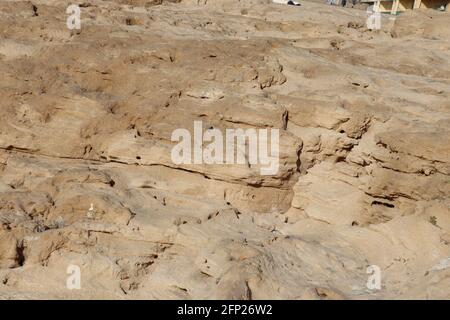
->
[413, 0, 421, 9]
[391, 0, 400, 14]
[374, 0, 381, 12]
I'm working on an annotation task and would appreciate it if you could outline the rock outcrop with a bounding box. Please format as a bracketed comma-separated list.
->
[0, 0, 449, 299]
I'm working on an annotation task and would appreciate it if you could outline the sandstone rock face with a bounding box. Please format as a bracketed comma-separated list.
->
[0, 0, 449, 299]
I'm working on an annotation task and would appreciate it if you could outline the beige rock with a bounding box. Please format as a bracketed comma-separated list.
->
[0, 0, 449, 300]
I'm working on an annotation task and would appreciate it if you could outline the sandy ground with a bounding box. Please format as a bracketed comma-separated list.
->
[0, 0, 449, 299]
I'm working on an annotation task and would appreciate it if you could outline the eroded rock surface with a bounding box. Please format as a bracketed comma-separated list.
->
[0, 0, 449, 299]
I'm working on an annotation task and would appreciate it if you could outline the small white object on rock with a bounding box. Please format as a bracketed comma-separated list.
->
[87, 203, 95, 219]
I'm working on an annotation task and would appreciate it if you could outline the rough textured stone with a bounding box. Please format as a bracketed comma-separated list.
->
[0, 0, 449, 299]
